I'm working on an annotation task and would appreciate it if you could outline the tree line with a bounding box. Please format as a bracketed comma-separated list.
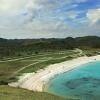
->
[0, 36, 100, 58]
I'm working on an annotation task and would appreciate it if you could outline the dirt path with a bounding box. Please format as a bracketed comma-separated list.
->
[12, 56, 70, 76]
[0, 50, 81, 63]
[0, 54, 53, 63]
[12, 59, 52, 76]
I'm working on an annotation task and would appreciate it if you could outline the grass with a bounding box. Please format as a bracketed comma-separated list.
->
[0, 85, 78, 100]
[0, 50, 79, 83]
[20, 56, 73, 73]
[0, 50, 82, 100]
[80, 48, 100, 57]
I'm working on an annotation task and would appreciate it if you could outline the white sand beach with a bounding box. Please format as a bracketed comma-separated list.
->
[9, 55, 100, 92]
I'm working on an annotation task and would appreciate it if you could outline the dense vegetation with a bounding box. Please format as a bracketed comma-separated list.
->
[0, 36, 100, 58]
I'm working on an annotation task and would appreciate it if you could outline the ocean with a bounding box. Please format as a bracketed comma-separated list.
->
[46, 61, 100, 100]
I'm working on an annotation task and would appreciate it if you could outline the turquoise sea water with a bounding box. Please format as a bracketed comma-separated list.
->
[46, 61, 100, 100]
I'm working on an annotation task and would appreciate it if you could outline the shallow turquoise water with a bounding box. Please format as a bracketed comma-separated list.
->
[46, 61, 100, 100]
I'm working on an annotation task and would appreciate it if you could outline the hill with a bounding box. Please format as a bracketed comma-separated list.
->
[0, 36, 100, 58]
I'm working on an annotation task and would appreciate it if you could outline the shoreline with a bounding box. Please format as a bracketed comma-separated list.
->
[8, 55, 100, 92]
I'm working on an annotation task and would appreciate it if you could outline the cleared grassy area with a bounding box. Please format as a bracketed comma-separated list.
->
[0, 60, 37, 83]
[0, 85, 78, 100]
[0, 50, 82, 100]
[20, 56, 73, 73]
[0, 51, 70, 61]
[0, 50, 82, 84]
[83, 48, 100, 56]
[0, 50, 78, 62]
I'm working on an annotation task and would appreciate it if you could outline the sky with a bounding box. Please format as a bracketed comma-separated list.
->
[0, 0, 100, 39]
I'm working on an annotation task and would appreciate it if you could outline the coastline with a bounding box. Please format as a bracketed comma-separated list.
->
[8, 55, 100, 92]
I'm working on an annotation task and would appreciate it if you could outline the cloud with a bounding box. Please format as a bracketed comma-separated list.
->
[0, 0, 100, 39]
[0, 0, 43, 15]
[66, 11, 79, 19]
[75, 0, 87, 3]
[0, 0, 69, 13]
[87, 8, 100, 24]
[0, 0, 28, 14]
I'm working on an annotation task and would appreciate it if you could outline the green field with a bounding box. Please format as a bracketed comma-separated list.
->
[0, 85, 77, 100]
[0, 49, 82, 83]
[0, 50, 82, 100]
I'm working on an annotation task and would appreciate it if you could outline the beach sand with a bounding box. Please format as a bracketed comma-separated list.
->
[8, 55, 100, 92]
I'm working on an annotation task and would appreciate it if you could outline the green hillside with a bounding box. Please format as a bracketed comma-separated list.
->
[0, 36, 100, 58]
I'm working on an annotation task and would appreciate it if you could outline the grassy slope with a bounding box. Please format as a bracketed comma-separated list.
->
[0, 85, 76, 100]
[0, 50, 81, 100]
[0, 50, 78, 84]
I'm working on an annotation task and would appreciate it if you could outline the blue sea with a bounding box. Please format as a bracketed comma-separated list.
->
[46, 61, 100, 100]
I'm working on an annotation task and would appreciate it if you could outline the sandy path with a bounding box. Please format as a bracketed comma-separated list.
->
[0, 49, 81, 63]
[11, 56, 68, 76]
[12, 58, 53, 76]
[0, 53, 54, 62]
